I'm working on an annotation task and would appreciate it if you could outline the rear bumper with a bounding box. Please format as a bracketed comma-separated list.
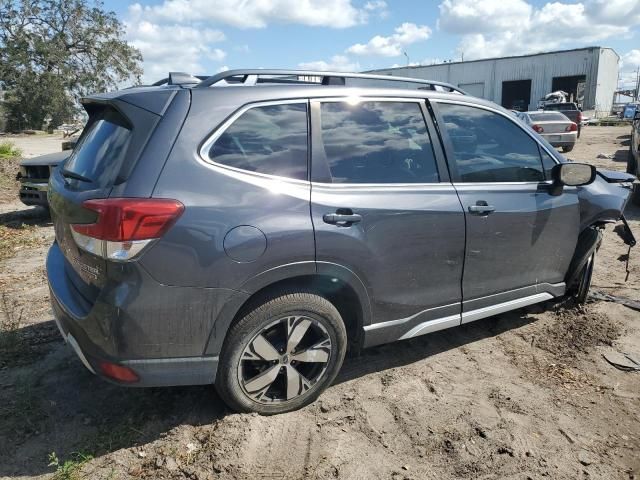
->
[19, 181, 49, 207]
[541, 132, 577, 147]
[47, 242, 220, 387]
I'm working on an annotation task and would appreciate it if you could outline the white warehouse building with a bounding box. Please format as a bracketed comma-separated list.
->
[368, 46, 619, 117]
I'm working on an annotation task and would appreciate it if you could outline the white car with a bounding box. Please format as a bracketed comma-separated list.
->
[517, 111, 578, 153]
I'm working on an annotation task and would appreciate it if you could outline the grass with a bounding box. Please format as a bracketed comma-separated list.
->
[0, 291, 24, 350]
[0, 223, 39, 261]
[48, 452, 94, 480]
[0, 141, 22, 159]
[0, 141, 22, 199]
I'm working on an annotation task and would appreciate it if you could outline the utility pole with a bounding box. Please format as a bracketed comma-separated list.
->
[636, 66, 640, 101]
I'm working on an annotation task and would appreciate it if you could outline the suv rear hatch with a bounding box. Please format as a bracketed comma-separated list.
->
[48, 90, 177, 306]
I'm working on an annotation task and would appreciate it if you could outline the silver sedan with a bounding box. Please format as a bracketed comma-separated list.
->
[517, 111, 578, 153]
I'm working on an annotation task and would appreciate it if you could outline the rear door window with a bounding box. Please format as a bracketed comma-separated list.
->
[318, 101, 439, 184]
[437, 103, 545, 182]
[63, 108, 132, 188]
[529, 112, 568, 122]
[208, 103, 308, 180]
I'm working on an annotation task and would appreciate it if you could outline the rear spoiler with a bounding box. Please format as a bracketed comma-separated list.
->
[82, 89, 177, 116]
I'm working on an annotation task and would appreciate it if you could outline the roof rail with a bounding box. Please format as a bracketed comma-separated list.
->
[195, 69, 467, 94]
[152, 72, 208, 87]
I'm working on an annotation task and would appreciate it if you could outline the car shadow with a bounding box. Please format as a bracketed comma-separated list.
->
[0, 206, 51, 228]
[610, 149, 631, 162]
[0, 305, 541, 477]
[336, 307, 536, 384]
[623, 201, 640, 222]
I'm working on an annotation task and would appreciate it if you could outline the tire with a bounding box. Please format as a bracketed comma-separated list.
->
[632, 182, 640, 207]
[562, 145, 574, 153]
[573, 251, 595, 304]
[215, 291, 347, 415]
[627, 145, 637, 175]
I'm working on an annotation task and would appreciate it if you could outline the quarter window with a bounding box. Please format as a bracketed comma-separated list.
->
[438, 103, 545, 182]
[209, 103, 308, 180]
[319, 101, 439, 184]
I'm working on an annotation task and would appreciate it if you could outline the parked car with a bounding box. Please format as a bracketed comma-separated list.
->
[17, 135, 77, 208]
[17, 150, 70, 207]
[62, 134, 79, 151]
[627, 108, 640, 204]
[542, 102, 582, 138]
[517, 111, 578, 152]
[47, 69, 635, 415]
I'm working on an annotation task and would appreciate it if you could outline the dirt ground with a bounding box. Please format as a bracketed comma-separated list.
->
[0, 127, 638, 480]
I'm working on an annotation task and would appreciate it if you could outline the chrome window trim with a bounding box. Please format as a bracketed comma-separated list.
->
[197, 98, 311, 184]
[431, 98, 562, 173]
[311, 182, 456, 190]
[453, 181, 553, 186]
[310, 96, 444, 187]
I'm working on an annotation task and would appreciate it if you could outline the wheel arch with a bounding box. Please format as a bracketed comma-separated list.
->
[564, 225, 603, 291]
[204, 262, 372, 356]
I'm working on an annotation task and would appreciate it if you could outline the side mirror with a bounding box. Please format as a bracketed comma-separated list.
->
[634, 110, 640, 121]
[552, 163, 596, 187]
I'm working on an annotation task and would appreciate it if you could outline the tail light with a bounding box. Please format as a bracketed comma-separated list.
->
[565, 123, 578, 132]
[532, 124, 544, 133]
[71, 198, 184, 261]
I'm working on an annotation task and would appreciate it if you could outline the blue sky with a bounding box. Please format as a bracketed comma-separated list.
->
[103, 0, 640, 87]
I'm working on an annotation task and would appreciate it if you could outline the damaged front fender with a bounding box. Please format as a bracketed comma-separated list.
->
[577, 172, 634, 230]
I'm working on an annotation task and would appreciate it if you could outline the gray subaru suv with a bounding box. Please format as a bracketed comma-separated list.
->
[47, 70, 635, 414]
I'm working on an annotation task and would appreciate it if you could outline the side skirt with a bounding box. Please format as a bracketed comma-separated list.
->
[362, 283, 564, 348]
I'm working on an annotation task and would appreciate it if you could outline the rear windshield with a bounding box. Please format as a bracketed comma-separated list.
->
[529, 112, 568, 122]
[63, 108, 132, 187]
[544, 103, 576, 111]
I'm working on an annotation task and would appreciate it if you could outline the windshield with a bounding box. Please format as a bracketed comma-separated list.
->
[63, 108, 132, 188]
[529, 112, 568, 122]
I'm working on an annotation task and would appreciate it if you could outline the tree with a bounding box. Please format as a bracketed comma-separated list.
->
[0, 0, 142, 131]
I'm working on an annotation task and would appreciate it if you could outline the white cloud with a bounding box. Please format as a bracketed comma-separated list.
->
[583, 0, 640, 27]
[620, 49, 640, 87]
[298, 55, 360, 71]
[347, 23, 432, 57]
[130, 0, 367, 29]
[438, 0, 640, 60]
[364, 0, 389, 18]
[438, 0, 532, 33]
[126, 5, 228, 82]
[622, 49, 640, 67]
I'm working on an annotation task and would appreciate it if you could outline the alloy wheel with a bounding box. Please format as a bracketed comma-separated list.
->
[237, 315, 332, 404]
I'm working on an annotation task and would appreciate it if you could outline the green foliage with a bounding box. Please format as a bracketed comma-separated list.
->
[48, 451, 94, 480]
[0, 141, 22, 158]
[0, 0, 143, 131]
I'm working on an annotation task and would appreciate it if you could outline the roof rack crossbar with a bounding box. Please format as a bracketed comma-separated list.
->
[195, 69, 466, 94]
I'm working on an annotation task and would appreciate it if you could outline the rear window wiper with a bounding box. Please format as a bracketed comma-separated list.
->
[61, 168, 92, 183]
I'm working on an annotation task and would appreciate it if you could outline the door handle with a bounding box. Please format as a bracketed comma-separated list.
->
[323, 211, 362, 226]
[468, 202, 495, 214]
